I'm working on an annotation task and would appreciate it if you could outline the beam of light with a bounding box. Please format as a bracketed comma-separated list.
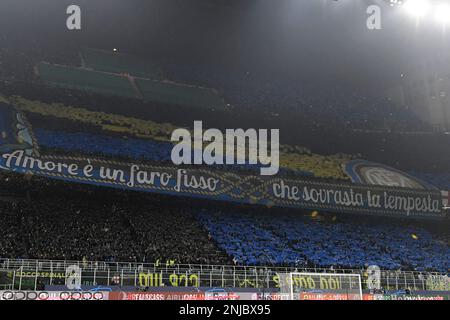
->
[403, 0, 431, 18]
[434, 4, 450, 25]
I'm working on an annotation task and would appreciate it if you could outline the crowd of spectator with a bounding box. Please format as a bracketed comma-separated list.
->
[198, 209, 449, 273]
[0, 29, 448, 278]
[33, 126, 353, 180]
[0, 37, 81, 85]
[0, 172, 230, 265]
[0, 171, 448, 274]
[0, 42, 433, 133]
[0, 48, 35, 83]
[0, 44, 449, 179]
[10, 91, 447, 184]
[26, 42, 427, 136]
[163, 63, 431, 132]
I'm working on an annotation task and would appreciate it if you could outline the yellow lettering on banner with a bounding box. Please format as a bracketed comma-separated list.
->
[169, 274, 178, 286]
[290, 275, 344, 290]
[320, 277, 329, 290]
[138, 272, 199, 287]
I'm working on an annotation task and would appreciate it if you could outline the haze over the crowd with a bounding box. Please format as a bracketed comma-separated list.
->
[1, 0, 449, 93]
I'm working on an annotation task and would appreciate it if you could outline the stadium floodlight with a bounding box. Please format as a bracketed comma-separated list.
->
[434, 4, 450, 25]
[403, 0, 431, 18]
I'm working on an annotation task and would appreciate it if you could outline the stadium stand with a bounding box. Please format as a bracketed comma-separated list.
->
[0, 44, 448, 277]
[81, 48, 161, 79]
[34, 129, 172, 162]
[0, 171, 448, 274]
[0, 171, 230, 264]
[0, 48, 35, 82]
[163, 64, 432, 132]
[9, 95, 177, 141]
[198, 210, 449, 273]
[410, 172, 450, 191]
[0, 1, 449, 302]
[4, 94, 353, 179]
[32, 128, 350, 179]
[0, 42, 439, 133]
[2, 91, 447, 184]
[37, 62, 139, 98]
[135, 78, 226, 110]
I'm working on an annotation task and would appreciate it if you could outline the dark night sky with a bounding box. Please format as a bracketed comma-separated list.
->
[0, 0, 449, 90]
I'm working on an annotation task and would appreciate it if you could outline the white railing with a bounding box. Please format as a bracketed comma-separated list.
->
[0, 258, 448, 292]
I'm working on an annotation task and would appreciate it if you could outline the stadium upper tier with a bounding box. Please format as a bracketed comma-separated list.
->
[0, 45, 432, 131]
[81, 48, 161, 79]
[9, 95, 355, 180]
[135, 78, 226, 110]
[0, 45, 449, 186]
[3, 94, 449, 185]
[37, 63, 139, 98]
[37, 62, 227, 111]
[163, 64, 431, 132]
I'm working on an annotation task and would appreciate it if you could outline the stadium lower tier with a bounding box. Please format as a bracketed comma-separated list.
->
[0, 199, 228, 265]
[198, 211, 449, 273]
[0, 173, 448, 274]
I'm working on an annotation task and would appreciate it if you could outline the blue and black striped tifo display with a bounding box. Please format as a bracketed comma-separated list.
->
[0, 102, 444, 219]
[198, 211, 450, 272]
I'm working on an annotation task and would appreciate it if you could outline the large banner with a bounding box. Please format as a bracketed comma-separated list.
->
[0, 102, 444, 219]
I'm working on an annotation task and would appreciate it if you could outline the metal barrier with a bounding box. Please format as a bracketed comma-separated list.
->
[0, 258, 448, 292]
